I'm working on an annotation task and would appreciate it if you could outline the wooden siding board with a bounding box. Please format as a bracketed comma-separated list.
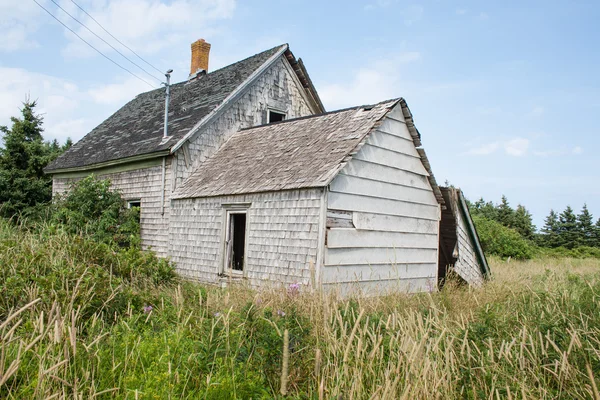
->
[328, 192, 440, 221]
[322, 277, 435, 297]
[331, 174, 439, 206]
[353, 212, 438, 234]
[354, 144, 429, 177]
[322, 263, 436, 283]
[325, 247, 438, 266]
[327, 228, 438, 249]
[341, 159, 431, 191]
[366, 130, 419, 157]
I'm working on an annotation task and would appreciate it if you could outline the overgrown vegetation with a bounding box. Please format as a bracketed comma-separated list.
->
[0, 100, 71, 220]
[470, 195, 600, 259]
[2, 220, 600, 398]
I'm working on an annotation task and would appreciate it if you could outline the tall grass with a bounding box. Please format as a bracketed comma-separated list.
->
[1, 219, 600, 399]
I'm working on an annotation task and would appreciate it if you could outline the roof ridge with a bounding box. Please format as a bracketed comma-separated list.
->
[240, 97, 402, 132]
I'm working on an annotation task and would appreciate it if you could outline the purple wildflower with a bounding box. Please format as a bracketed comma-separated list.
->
[288, 283, 300, 296]
[214, 312, 222, 318]
[143, 305, 153, 314]
[277, 310, 286, 317]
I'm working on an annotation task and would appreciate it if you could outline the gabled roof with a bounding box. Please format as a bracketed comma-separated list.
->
[173, 98, 444, 201]
[45, 44, 323, 173]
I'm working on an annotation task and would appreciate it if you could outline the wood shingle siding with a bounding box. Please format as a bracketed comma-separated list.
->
[169, 189, 323, 287]
[323, 107, 441, 292]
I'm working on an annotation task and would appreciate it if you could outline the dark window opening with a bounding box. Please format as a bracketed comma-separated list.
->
[227, 213, 247, 272]
[127, 200, 141, 223]
[268, 110, 286, 123]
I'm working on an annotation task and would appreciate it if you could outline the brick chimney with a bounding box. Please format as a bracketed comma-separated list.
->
[190, 39, 211, 78]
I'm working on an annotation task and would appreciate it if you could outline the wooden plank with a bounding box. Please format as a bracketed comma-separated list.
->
[354, 144, 429, 176]
[376, 119, 410, 140]
[330, 174, 438, 206]
[387, 106, 406, 123]
[327, 228, 438, 249]
[353, 212, 439, 234]
[328, 192, 440, 221]
[325, 247, 438, 265]
[366, 130, 419, 157]
[322, 263, 436, 283]
[341, 159, 431, 191]
[322, 276, 435, 296]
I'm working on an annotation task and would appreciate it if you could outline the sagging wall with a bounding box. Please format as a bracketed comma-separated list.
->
[453, 201, 485, 286]
[323, 106, 441, 295]
[169, 188, 323, 287]
[51, 158, 172, 256]
[172, 56, 315, 189]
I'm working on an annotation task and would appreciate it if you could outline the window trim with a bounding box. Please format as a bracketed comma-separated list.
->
[221, 205, 250, 277]
[127, 199, 141, 209]
[267, 108, 286, 123]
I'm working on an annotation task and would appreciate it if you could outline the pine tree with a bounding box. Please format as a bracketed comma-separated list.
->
[541, 209, 560, 248]
[557, 206, 578, 249]
[496, 195, 515, 228]
[513, 204, 535, 240]
[594, 218, 600, 248]
[0, 100, 65, 219]
[576, 204, 595, 247]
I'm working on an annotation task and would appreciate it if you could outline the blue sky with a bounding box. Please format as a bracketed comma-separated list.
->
[1, 0, 598, 227]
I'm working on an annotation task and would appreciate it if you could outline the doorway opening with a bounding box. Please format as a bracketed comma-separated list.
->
[225, 212, 247, 273]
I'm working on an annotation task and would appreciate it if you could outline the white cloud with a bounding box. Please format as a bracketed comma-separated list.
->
[58, 0, 236, 58]
[456, 9, 468, 15]
[466, 137, 530, 156]
[572, 146, 583, 155]
[533, 146, 584, 157]
[403, 5, 424, 26]
[0, 67, 89, 143]
[529, 106, 544, 117]
[318, 52, 421, 109]
[477, 12, 489, 20]
[0, 1, 41, 51]
[504, 138, 529, 156]
[466, 142, 500, 155]
[88, 77, 152, 105]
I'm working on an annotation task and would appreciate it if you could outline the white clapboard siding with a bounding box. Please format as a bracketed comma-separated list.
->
[328, 192, 440, 221]
[387, 105, 406, 123]
[331, 174, 439, 206]
[325, 247, 438, 266]
[341, 159, 431, 191]
[366, 130, 420, 157]
[354, 144, 429, 176]
[322, 277, 435, 297]
[324, 107, 441, 294]
[327, 228, 437, 249]
[322, 263, 436, 283]
[353, 212, 439, 234]
[376, 119, 410, 140]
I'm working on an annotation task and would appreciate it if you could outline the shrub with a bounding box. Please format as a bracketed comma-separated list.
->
[50, 175, 140, 248]
[472, 215, 534, 259]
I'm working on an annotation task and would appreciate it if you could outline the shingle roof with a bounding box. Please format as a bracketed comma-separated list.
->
[45, 44, 287, 172]
[173, 99, 400, 199]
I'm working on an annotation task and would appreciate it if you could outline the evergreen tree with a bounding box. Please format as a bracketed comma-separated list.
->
[595, 218, 600, 248]
[557, 206, 578, 249]
[576, 204, 595, 247]
[0, 100, 66, 219]
[541, 209, 560, 247]
[471, 197, 498, 221]
[513, 204, 535, 240]
[496, 195, 515, 228]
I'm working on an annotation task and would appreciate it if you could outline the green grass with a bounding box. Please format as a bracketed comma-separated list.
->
[2, 219, 600, 399]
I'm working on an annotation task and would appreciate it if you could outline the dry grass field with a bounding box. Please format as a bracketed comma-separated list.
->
[1, 220, 600, 399]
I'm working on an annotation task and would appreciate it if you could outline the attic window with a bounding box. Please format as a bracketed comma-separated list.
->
[268, 110, 286, 123]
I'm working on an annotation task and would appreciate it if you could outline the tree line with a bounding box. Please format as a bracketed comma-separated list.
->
[469, 195, 600, 259]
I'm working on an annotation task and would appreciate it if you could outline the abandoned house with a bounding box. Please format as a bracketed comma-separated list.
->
[45, 40, 489, 293]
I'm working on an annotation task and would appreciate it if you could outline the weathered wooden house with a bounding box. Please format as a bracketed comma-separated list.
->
[45, 40, 489, 293]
